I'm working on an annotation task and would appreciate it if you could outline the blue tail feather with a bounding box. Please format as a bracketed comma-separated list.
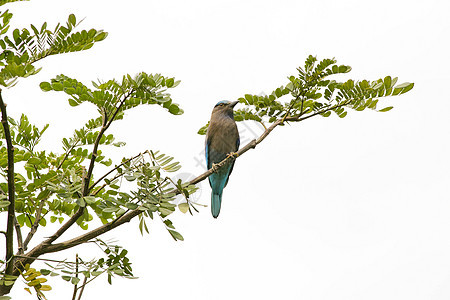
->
[211, 192, 222, 218]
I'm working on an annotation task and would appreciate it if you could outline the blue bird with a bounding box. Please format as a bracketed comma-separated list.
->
[205, 100, 240, 218]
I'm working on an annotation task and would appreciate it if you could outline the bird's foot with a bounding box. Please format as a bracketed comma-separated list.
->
[211, 163, 220, 173]
[227, 152, 239, 159]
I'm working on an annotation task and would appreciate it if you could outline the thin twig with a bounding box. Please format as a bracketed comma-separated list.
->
[23, 199, 46, 251]
[84, 89, 134, 194]
[89, 151, 145, 190]
[13, 217, 23, 255]
[13, 255, 78, 265]
[258, 121, 267, 130]
[71, 254, 79, 300]
[91, 173, 123, 197]
[76, 276, 88, 300]
[57, 137, 80, 170]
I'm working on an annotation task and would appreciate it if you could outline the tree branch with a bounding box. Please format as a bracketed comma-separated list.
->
[22, 199, 46, 251]
[22, 118, 283, 256]
[0, 90, 16, 277]
[286, 99, 352, 123]
[14, 99, 354, 273]
[13, 217, 23, 255]
[84, 90, 134, 194]
[76, 276, 88, 300]
[57, 136, 81, 170]
[71, 254, 79, 300]
[31, 90, 135, 247]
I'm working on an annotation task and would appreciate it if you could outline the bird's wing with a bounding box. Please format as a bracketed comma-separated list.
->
[205, 135, 212, 169]
[224, 135, 240, 187]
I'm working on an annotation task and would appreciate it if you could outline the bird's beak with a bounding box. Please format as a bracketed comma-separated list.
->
[230, 100, 239, 108]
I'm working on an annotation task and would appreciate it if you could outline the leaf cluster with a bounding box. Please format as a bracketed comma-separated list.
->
[0, 2, 194, 298]
[198, 55, 414, 134]
[40, 72, 183, 117]
[0, 70, 190, 297]
[39, 239, 136, 289]
[0, 11, 107, 87]
[20, 264, 51, 299]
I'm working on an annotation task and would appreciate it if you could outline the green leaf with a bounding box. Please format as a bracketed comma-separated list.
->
[178, 203, 189, 214]
[27, 279, 42, 287]
[27, 157, 41, 165]
[125, 203, 138, 210]
[321, 111, 331, 117]
[159, 207, 173, 216]
[71, 277, 80, 285]
[244, 94, 253, 104]
[393, 82, 414, 95]
[384, 76, 391, 89]
[68, 14, 76, 26]
[68, 99, 79, 106]
[76, 197, 86, 207]
[91, 271, 103, 277]
[168, 229, 184, 241]
[37, 189, 50, 200]
[285, 82, 294, 91]
[124, 175, 136, 181]
[168, 104, 180, 115]
[197, 122, 209, 135]
[40, 269, 51, 276]
[84, 196, 96, 204]
[166, 78, 174, 87]
[94, 31, 108, 42]
[103, 207, 119, 213]
[52, 82, 64, 91]
[39, 82, 52, 91]
[275, 88, 282, 98]
[394, 82, 412, 89]
[0, 0, 27, 6]
[378, 106, 393, 112]
[0, 201, 10, 208]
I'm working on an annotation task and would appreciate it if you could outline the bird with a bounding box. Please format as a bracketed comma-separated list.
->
[205, 100, 240, 218]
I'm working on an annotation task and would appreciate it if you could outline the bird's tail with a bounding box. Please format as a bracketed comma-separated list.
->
[211, 192, 222, 218]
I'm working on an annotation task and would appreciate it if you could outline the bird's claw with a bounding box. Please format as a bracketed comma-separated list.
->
[227, 152, 239, 159]
[211, 163, 219, 173]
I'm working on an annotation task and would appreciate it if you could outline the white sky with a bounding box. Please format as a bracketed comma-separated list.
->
[3, 0, 450, 299]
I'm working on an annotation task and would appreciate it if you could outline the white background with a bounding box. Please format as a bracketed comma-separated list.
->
[3, 0, 450, 299]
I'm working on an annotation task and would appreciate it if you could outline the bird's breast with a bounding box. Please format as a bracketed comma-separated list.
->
[207, 119, 239, 154]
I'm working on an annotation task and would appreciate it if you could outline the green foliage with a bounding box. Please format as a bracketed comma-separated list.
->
[0, 10, 107, 87]
[198, 55, 414, 134]
[0, 274, 17, 289]
[20, 264, 51, 299]
[0, 76, 189, 293]
[0, 2, 193, 298]
[197, 121, 209, 135]
[40, 72, 183, 118]
[0, 0, 28, 6]
[0, 2, 415, 298]
[39, 239, 137, 288]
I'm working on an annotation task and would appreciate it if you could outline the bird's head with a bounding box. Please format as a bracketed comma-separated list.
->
[212, 100, 239, 118]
